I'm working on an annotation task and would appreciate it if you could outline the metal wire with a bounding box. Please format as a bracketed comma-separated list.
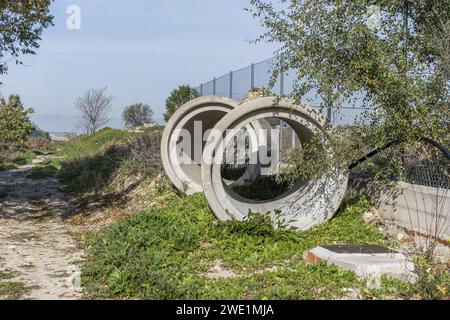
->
[195, 57, 449, 189]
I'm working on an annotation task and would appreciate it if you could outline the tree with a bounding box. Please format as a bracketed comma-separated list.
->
[75, 87, 114, 135]
[0, 0, 54, 76]
[249, 0, 450, 174]
[164, 85, 199, 122]
[0, 95, 35, 151]
[122, 103, 154, 129]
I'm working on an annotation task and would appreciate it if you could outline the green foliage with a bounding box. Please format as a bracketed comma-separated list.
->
[122, 103, 154, 129]
[231, 176, 290, 201]
[30, 125, 50, 139]
[28, 163, 58, 179]
[164, 85, 199, 122]
[82, 194, 393, 299]
[11, 150, 37, 166]
[249, 0, 450, 180]
[409, 256, 450, 300]
[52, 128, 130, 193]
[0, 95, 35, 151]
[34, 127, 163, 194]
[0, 0, 54, 76]
[0, 150, 38, 171]
[56, 128, 129, 162]
[0, 282, 29, 300]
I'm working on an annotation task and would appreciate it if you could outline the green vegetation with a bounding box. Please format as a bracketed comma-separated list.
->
[249, 1, 449, 183]
[0, 95, 35, 151]
[231, 176, 291, 201]
[164, 85, 199, 122]
[29, 127, 163, 195]
[122, 103, 154, 129]
[0, 269, 20, 281]
[0, 150, 37, 171]
[23, 127, 440, 300]
[81, 193, 397, 299]
[0, 0, 54, 76]
[0, 282, 29, 300]
[4, 126, 444, 300]
[38, 128, 131, 193]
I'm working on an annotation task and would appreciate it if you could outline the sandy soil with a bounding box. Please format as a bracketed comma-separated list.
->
[0, 156, 83, 300]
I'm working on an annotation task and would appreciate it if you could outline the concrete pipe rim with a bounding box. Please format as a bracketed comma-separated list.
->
[201, 96, 349, 230]
[161, 96, 239, 195]
[161, 95, 270, 195]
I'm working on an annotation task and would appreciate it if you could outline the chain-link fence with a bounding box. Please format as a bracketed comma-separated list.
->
[196, 57, 371, 126]
[195, 57, 449, 190]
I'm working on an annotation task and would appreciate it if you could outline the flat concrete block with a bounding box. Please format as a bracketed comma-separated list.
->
[304, 245, 415, 282]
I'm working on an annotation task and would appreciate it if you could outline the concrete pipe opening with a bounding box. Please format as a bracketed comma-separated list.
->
[161, 96, 271, 195]
[201, 97, 349, 230]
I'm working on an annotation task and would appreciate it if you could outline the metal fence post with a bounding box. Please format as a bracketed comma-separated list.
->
[229, 71, 233, 99]
[251, 63, 255, 91]
[200, 84, 203, 96]
[279, 121, 284, 164]
[326, 106, 332, 124]
[326, 91, 332, 124]
[213, 77, 216, 95]
[280, 56, 285, 96]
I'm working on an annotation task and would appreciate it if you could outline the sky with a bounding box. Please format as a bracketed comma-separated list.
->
[0, 0, 278, 132]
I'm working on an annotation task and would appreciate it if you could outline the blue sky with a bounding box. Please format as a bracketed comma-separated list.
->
[0, 0, 277, 132]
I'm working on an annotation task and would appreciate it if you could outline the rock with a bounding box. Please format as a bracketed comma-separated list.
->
[363, 208, 379, 225]
[204, 260, 237, 280]
[363, 211, 374, 224]
[341, 288, 361, 300]
[86, 202, 102, 210]
[397, 232, 406, 241]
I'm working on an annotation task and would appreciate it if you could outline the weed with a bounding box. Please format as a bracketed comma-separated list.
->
[0, 282, 29, 300]
[81, 194, 393, 299]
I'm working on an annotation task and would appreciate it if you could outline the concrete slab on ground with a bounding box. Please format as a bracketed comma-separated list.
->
[304, 245, 415, 282]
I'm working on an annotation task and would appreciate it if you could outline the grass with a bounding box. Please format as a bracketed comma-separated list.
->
[81, 192, 399, 300]
[0, 269, 20, 281]
[55, 128, 130, 163]
[27, 128, 133, 193]
[8, 127, 163, 195]
[4, 126, 443, 300]
[28, 164, 59, 179]
[0, 282, 29, 300]
[0, 150, 38, 171]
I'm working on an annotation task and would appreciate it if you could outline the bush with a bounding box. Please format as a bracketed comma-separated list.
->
[122, 103, 154, 129]
[0, 95, 34, 151]
[164, 85, 199, 122]
[81, 195, 392, 299]
[0, 146, 20, 164]
[30, 125, 50, 139]
[27, 136, 53, 151]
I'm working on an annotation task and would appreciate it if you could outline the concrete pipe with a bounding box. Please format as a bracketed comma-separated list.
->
[161, 96, 268, 195]
[201, 97, 348, 230]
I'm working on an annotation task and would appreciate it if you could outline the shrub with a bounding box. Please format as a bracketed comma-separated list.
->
[27, 136, 53, 151]
[164, 85, 199, 122]
[0, 95, 34, 151]
[122, 103, 154, 129]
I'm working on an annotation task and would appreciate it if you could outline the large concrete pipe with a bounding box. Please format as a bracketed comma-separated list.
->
[201, 97, 348, 230]
[161, 96, 268, 195]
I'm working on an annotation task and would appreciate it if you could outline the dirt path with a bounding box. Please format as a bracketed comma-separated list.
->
[0, 156, 83, 300]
